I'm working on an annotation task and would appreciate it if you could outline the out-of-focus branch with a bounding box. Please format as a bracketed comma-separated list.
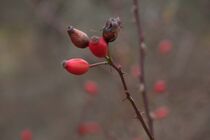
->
[131, 0, 154, 137]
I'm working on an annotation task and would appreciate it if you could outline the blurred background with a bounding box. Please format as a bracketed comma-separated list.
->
[0, 0, 210, 140]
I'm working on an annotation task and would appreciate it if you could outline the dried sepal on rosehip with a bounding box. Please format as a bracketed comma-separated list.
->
[88, 36, 108, 58]
[102, 17, 121, 42]
[67, 26, 89, 48]
[63, 58, 89, 75]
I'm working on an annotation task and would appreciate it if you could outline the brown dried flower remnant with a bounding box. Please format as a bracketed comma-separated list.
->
[102, 17, 122, 42]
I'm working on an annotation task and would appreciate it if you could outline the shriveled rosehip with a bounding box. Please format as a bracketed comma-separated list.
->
[151, 106, 169, 120]
[88, 36, 108, 58]
[103, 17, 121, 42]
[21, 129, 32, 140]
[154, 80, 166, 93]
[158, 39, 173, 54]
[63, 58, 89, 75]
[67, 26, 89, 48]
[84, 80, 98, 96]
[78, 121, 101, 136]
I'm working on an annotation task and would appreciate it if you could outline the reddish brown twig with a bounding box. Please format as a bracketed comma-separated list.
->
[90, 61, 108, 68]
[106, 56, 154, 140]
[131, 0, 154, 137]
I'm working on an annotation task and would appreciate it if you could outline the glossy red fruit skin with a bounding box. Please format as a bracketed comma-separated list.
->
[78, 122, 101, 136]
[21, 129, 32, 140]
[158, 39, 172, 54]
[63, 58, 89, 75]
[88, 36, 108, 58]
[154, 80, 166, 93]
[84, 80, 98, 96]
[67, 26, 89, 48]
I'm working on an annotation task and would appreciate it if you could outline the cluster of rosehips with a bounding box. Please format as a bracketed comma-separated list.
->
[63, 17, 121, 75]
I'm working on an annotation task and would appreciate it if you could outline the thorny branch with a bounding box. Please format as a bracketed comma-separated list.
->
[106, 56, 154, 140]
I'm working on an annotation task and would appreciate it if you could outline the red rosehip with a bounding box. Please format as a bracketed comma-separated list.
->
[158, 39, 173, 54]
[151, 106, 169, 120]
[130, 65, 141, 78]
[78, 121, 101, 136]
[21, 129, 32, 140]
[84, 80, 98, 96]
[88, 36, 108, 58]
[67, 26, 89, 48]
[154, 80, 166, 93]
[63, 58, 89, 75]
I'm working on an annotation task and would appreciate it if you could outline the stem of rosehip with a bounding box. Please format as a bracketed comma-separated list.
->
[105, 56, 154, 140]
[90, 61, 108, 68]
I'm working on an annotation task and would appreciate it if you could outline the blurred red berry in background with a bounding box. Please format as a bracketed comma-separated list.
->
[78, 121, 101, 136]
[151, 106, 169, 120]
[84, 80, 98, 96]
[63, 58, 89, 75]
[21, 129, 32, 140]
[158, 39, 173, 54]
[89, 36, 108, 58]
[130, 64, 141, 78]
[154, 80, 166, 93]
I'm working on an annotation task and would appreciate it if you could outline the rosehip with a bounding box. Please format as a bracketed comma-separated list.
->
[130, 65, 141, 78]
[103, 17, 121, 42]
[151, 106, 169, 120]
[154, 80, 166, 93]
[88, 36, 108, 58]
[21, 129, 32, 140]
[78, 121, 101, 136]
[67, 26, 89, 48]
[63, 58, 89, 75]
[158, 39, 173, 54]
[84, 80, 98, 96]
